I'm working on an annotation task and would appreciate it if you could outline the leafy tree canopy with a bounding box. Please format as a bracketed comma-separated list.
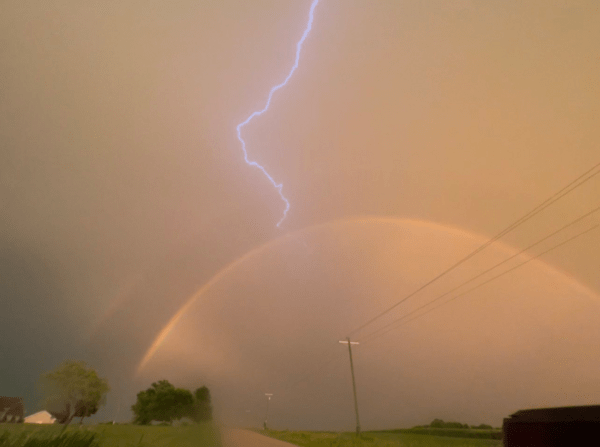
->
[131, 380, 212, 425]
[39, 360, 110, 427]
[190, 386, 212, 423]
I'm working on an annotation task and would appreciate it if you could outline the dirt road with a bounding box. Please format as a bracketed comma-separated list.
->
[221, 429, 299, 447]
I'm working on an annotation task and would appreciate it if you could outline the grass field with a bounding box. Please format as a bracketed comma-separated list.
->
[257, 429, 503, 447]
[0, 422, 222, 447]
[385, 428, 502, 440]
[0, 424, 503, 447]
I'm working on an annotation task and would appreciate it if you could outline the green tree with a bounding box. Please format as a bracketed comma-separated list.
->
[430, 419, 444, 428]
[131, 380, 194, 425]
[39, 360, 110, 429]
[189, 386, 212, 422]
[172, 387, 194, 421]
[74, 400, 100, 425]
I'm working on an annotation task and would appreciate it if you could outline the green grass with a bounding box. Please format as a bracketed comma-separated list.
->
[256, 428, 502, 447]
[383, 428, 502, 440]
[0, 428, 99, 447]
[0, 422, 222, 447]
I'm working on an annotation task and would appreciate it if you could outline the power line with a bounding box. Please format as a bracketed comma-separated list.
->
[358, 205, 600, 342]
[262, 162, 600, 419]
[347, 161, 600, 337]
[361, 223, 599, 344]
[398, 222, 599, 330]
[257, 223, 598, 431]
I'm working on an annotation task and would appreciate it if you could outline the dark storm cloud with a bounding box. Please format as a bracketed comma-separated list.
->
[0, 238, 92, 413]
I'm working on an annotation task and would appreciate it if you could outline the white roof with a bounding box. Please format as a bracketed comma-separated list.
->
[24, 410, 56, 424]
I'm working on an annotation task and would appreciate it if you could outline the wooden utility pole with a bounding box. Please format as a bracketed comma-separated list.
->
[339, 338, 360, 436]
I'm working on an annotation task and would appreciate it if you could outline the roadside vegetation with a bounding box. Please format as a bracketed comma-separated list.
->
[384, 419, 502, 441]
[130, 380, 213, 426]
[0, 359, 219, 446]
[257, 428, 502, 447]
[0, 422, 222, 447]
[388, 428, 501, 441]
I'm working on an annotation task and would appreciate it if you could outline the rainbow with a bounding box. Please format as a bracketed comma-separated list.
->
[135, 216, 598, 377]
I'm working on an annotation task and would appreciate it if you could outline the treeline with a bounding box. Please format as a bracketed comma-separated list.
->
[34, 360, 212, 427]
[397, 427, 502, 440]
[413, 419, 495, 429]
[388, 419, 502, 441]
[131, 380, 212, 425]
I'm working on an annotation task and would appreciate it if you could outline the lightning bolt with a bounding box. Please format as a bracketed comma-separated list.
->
[236, 0, 320, 228]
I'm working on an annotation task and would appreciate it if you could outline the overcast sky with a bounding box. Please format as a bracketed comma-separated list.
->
[1, 0, 599, 430]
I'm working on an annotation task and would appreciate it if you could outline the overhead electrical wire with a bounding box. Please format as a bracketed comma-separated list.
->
[347, 161, 600, 337]
[360, 222, 599, 344]
[358, 205, 600, 342]
[269, 220, 599, 425]
[270, 162, 599, 408]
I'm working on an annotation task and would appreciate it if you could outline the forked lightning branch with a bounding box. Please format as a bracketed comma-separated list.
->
[235, 0, 320, 228]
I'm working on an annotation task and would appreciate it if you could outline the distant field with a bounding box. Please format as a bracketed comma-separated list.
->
[257, 428, 502, 447]
[384, 428, 502, 440]
[0, 422, 222, 447]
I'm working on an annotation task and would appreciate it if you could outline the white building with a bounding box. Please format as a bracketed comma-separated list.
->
[24, 410, 56, 424]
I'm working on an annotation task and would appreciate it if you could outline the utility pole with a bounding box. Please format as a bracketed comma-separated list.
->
[264, 393, 273, 430]
[339, 338, 360, 436]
